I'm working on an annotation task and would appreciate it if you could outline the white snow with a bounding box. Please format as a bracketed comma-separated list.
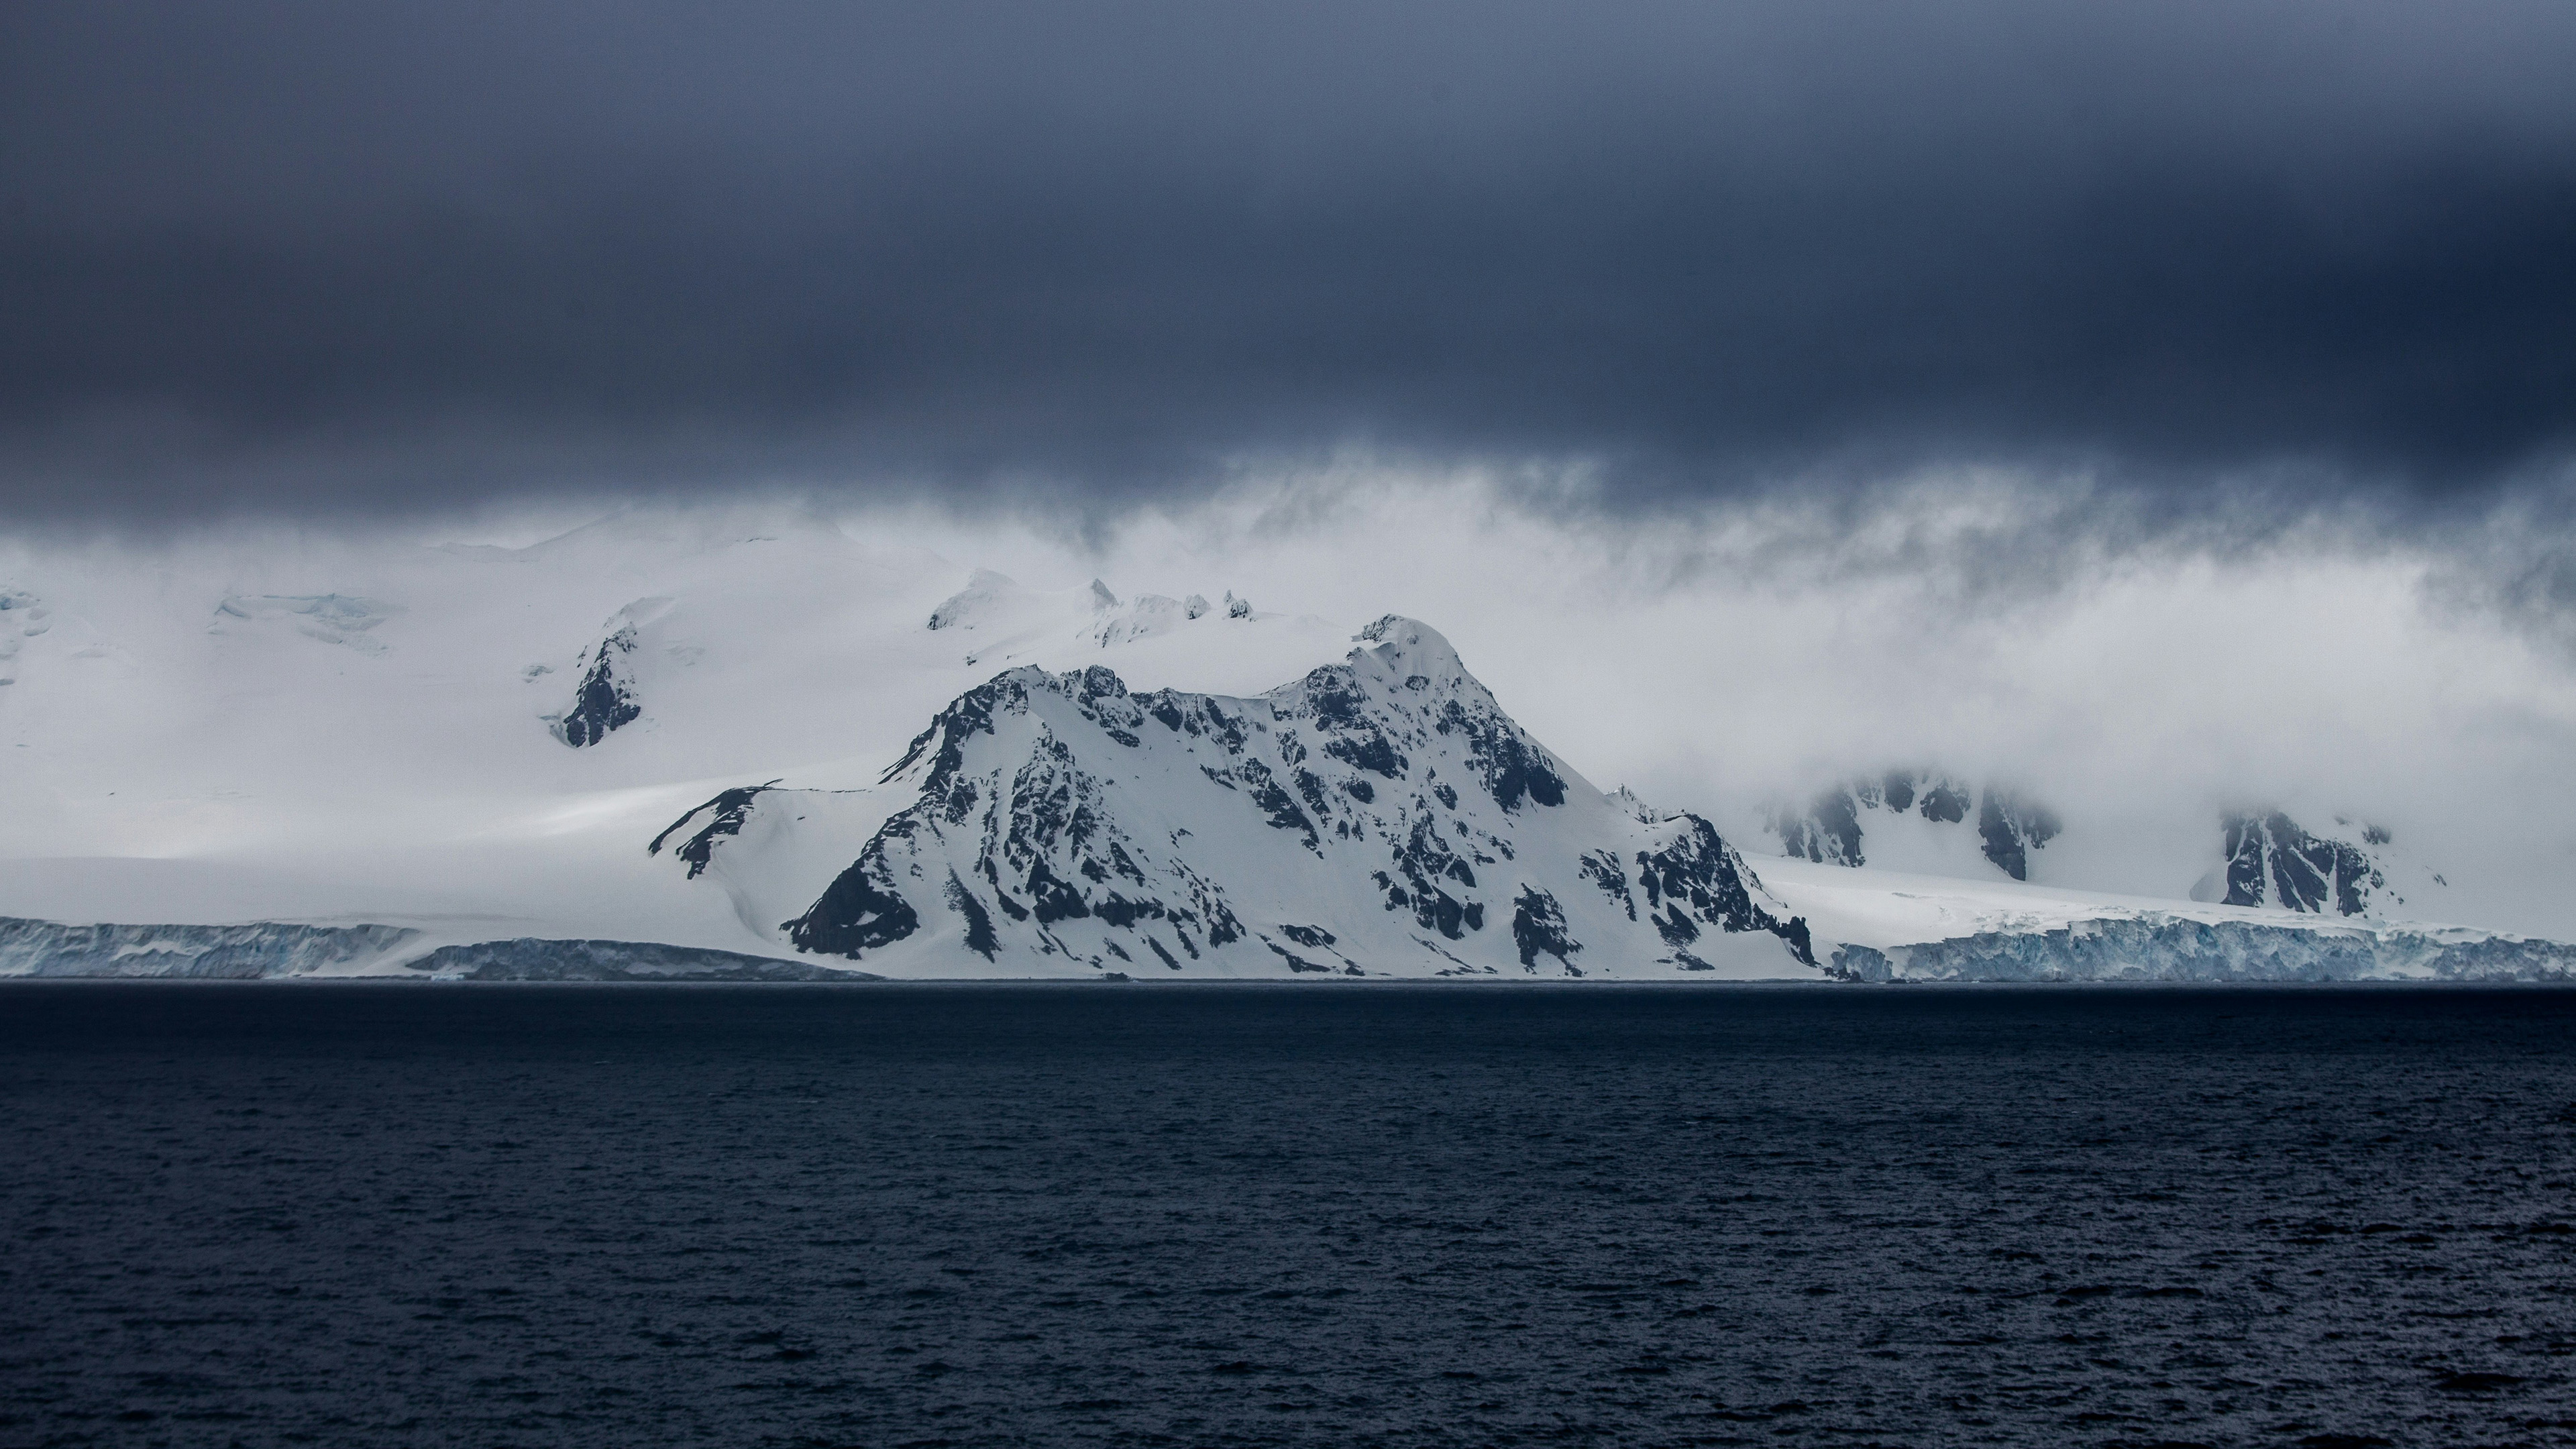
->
[1, 500, 2569, 980]
[210, 593, 402, 655]
[0, 506, 1356, 971]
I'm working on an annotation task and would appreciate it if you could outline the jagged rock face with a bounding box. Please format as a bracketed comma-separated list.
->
[542, 597, 680, 748]
[1766, 770, 2059, 880]
[553, 625, 641, 747]
[767, 616, 1813, 976]
[649, 784, 777, 878]
[1976, 788, 2063, 883]
[2217, 810, 2399, 916]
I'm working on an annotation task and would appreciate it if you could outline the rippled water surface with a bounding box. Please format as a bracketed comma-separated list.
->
[5, 982, 2575, 1448]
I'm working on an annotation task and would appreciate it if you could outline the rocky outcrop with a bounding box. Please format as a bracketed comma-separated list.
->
[547, 598, 672, 747]
[1977, 788, 2063, 883]
[2216, 810, 2395, 916]
[649, 783, 781, 878]
[553, 627, 641, 746]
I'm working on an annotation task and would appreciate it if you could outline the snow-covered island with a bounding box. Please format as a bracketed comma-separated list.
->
[3, 510, 2571, 983]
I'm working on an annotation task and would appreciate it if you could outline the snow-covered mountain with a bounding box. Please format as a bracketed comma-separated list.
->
[652, 616, 1815, 977]
[1, 503, 2569, 981]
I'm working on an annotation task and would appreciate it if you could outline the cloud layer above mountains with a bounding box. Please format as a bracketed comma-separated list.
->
[5, 0, 2575, 517]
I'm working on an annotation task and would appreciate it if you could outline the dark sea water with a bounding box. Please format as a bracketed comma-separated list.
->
[4, 983, 2574, 1449]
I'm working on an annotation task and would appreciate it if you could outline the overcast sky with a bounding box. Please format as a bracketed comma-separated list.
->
[6, 0, 2575, 519]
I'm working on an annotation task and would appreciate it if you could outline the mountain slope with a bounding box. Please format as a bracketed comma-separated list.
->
[658, 617, 1817, 977]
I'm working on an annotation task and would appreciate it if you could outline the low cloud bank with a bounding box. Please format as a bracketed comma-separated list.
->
[7, 466, 2574, 930]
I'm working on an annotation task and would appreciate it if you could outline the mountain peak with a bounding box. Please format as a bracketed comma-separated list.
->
[1351, 614, 1468, 690]
[678, 616, 1814, 976]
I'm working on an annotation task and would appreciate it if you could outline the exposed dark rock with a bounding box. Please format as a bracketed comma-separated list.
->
[1978, 788, 2063, 881]
[1578, 850, 1635, 920]
[1772, 786, 1866, 865]
[1880, 771, 1917, 813]
[1240, 760, 1320, 849]
[1265, 939, 1334, 972]
[787, 828, 923, 956]
[1511, 887, 1580, 969]
[555, 624, 642, 747]
[2220, 810, 2388, 916]
[1653, 903, 1700, 947]
[1918, 779, 1971, 824]
[881, 674, 1010, 790]
[947, 873, 998, 959]
[1636, 817, 1815, 965]
[1435, 697, 1567, 811]
[1324, 731, 1407, 778]
[648, 783, 780, 878]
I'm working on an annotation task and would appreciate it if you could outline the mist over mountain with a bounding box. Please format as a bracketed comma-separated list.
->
[2, 491, 2573, 981]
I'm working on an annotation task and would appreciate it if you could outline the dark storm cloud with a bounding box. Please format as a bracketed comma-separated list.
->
[4, 0, 2575, 515]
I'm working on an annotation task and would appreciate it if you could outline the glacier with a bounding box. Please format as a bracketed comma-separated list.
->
[0, 917, 422, 979]
[0, 916, 868, 981]
[1829, 914, 2576, 983]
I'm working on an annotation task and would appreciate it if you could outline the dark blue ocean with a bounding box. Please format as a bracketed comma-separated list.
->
[3, 983, 2573, 1448]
